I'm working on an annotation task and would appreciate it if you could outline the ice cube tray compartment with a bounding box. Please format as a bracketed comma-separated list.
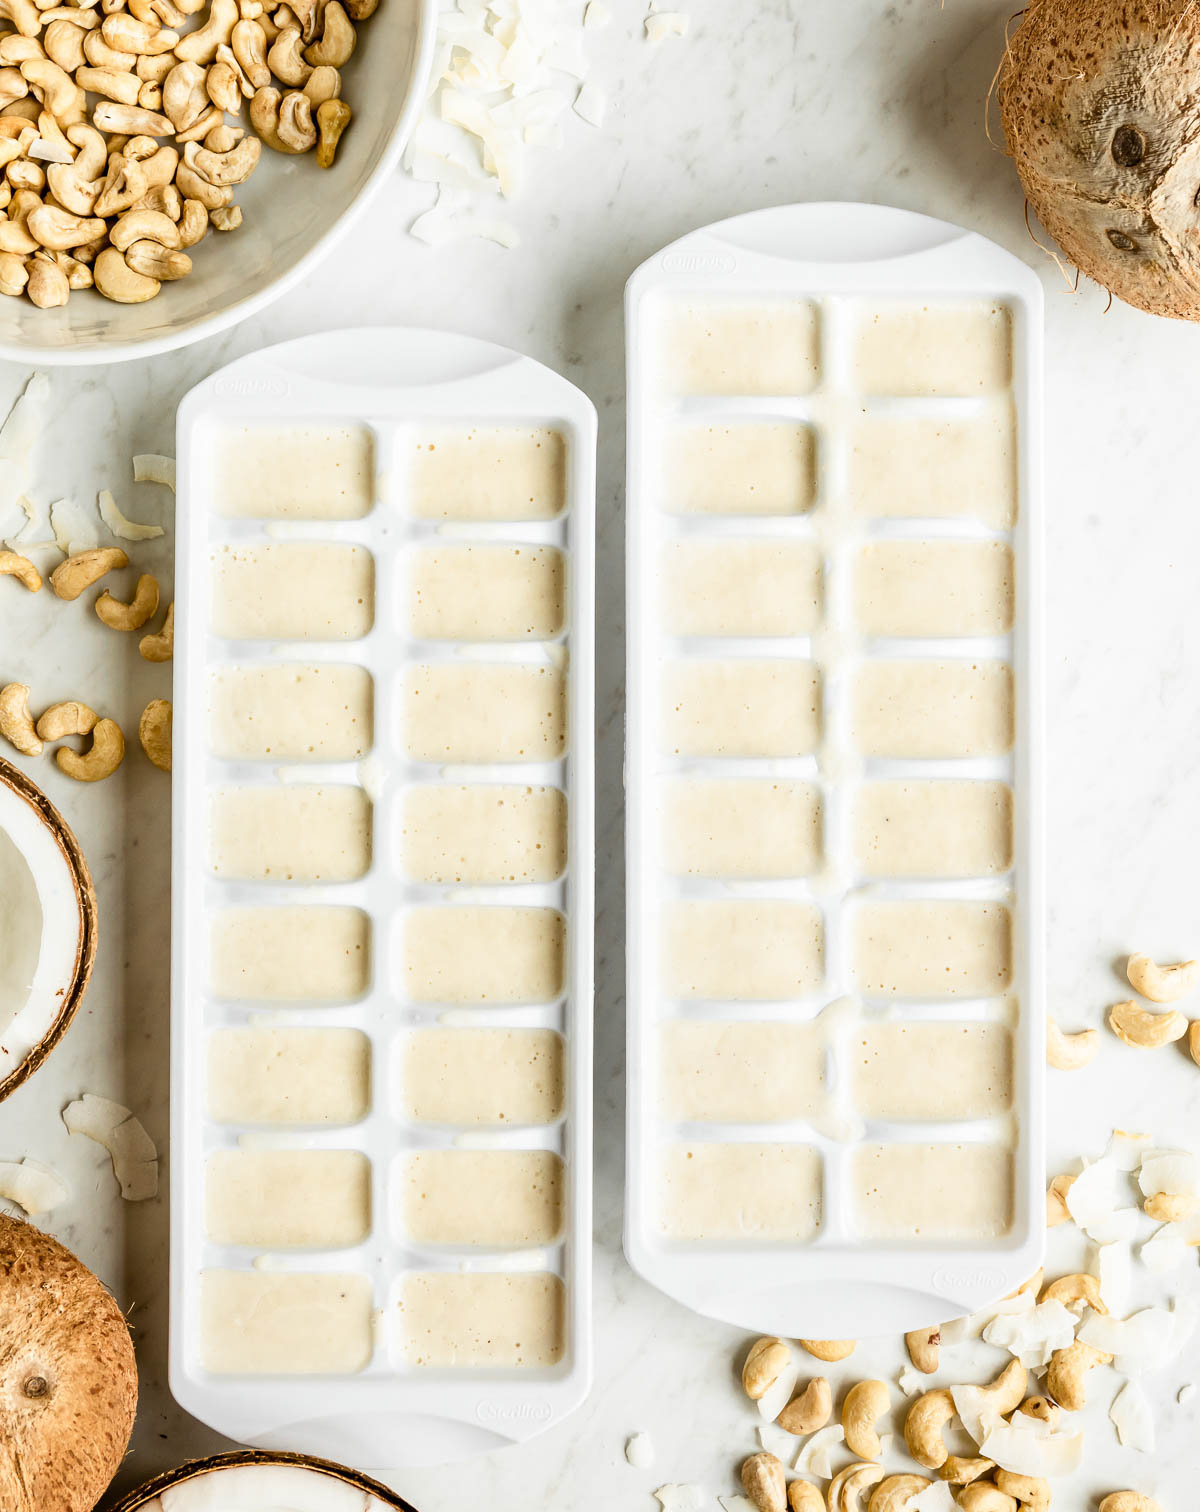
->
[171, 329, 595, 1466]
[625, 204, 1044, 1338]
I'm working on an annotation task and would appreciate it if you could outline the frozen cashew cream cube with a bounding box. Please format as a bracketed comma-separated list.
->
[662, 659, 821, 758]
[398, 1272, 565, 1368]
[201, 1271, 373, 1375]
[410, 544, 565, 641]
[854, 540, 1015, 638]
[206, 1149, 371, 1248]
[410, 426, 566, 521]
[852, 1143, 1014, 1239]
[401, 784, 566, 885]
[661, 539, 823, 637]
[211, 906, 370, 1002]
[662, 778, 821, 879]
[208, 664, 373, 762]
[402, 906, 565, 1005]
[211, 543, 374, 641]
[853, 300, 1012, 395]
[209, 785, 371, 883]
[852, 660, 1013, 759]
[215, 424, 374, 519]
[848, 403, 1016, 527]
[661, 1019, 827, 1122]
[854, 780, 1013, 878]
[853, 900, 1012, 998]
[659, 299, 820, 395]
[402, 1028, 564, 1126]
[851, 1021, 1013, 1121]
[667, 422, 815, 515]
[663, 900, 824, 1000]
[660, 1143, 822, 1241]
[209, 1027, 370, 1126]
[404, 663, 566, 763]
[402, 1150, 564, 1246]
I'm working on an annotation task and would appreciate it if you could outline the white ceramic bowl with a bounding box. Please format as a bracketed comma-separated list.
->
[0, 0, 435, 366]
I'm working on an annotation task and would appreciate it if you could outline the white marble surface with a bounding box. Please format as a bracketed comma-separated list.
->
[3, 0, 1200, 1507]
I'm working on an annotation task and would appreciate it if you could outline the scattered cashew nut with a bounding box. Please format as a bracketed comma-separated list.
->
[799, 1338, 855, 1363]
[1046, 1339, 1111, 1412]
[777, 1375, 831, 1436]
[741, 1337, 790, 1402]
[1018, 1396, 1059, 1428]
[139, 600, 174, 661]
[1127, 952, 1199, 1004]
[868, 1476, 932, 1512]
[1098, 1496, 1163, 1512]
[95, 571, 160, 630]
[741, 1452, 786, 1512]
[905, 1325, 939, 1374]
[36, 700, 98, 741]
[939, 1456, 995, 1487]
[0, 682, 41, 755]
[55, 717, 125, 781]
[842, 1379, 890, 1462]
[49, 546, 129, 600]
[138, 698, 171, 771]
[1145, 1190, 1197, 1222]
[828, 1463, 885, 1512]
[904, 1387, 956, 1469]
[1046, 1173, 1074, 1227]
[994, 1472, 1050, 1512]
[977, 1358, 1029, 1416]
[959, 1487, 1018, 1512]
[0, 547, 41, 590]
[785, 1482, 822, 1512]
[1108, 998, 1188, 1049]
[1040, 1272, 1106, 1316]
[1046, 1017, 1099, 1070]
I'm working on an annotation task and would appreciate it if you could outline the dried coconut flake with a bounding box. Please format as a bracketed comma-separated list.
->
[133, 453, 177, 491]
[653, 1486, 706, 1512]
[63, 1093, 158, 1202]
[625, 1432, 655, 1470]
[0, 1158, 69, 1216]
[98, 488, 164, 542]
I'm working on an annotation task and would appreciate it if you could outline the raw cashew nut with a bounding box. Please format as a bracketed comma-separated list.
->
[828, 1464, 885, 1512]
[800, 1338, 855, 1362]
[94, 153, 149, 217]
[76, 64, 143, 103]
[176, 197, 208, 245]
[138, 697, 170, 770]
[1018, 1396, 1059, 1427]
[21, 58, 85, 122]
[939, 1456, 994, 1486]
[0, 547, 41, 590]
[230, 17, 269, 86]
[1046, 1017, 1099, 1070]
[959, 1488, 1018, 1512]
[785, 1482, 822, 1512]
[190, 131, 258, 183]
[36, 700, 98, 742]
[101, 13, 180, 54]
[741, 1337, 790, 1402]
[994, 1472, 1050, 1512]
[111, 206, 180, 249]
[868, 1476, 932, 1512]
[210, 204, 240, 230]
[139, 600, 173, 660]
[94, 245, 161, 302]
[1046, 1340, 1111, 1412]
[176, 150, 232, 209]
[0, 682, 42, 755]
[315, 94, 348, 166]
[842, 1379, 890, 1462]
[55, 717, 124, 781]
[740, 1452, 786, 1512]
[1108, 999, 1187, 1049]
[303, 62, 339, 103]
[904, 1387, 956, 1469]
[267, 24, 311, 83]
[175, 0, 236, 62]
[1040, 1272, 1107, 1316]
[303, 0, 353, 65]
[0, 250, 28, 296]
[1098, 1497, 1163, 1512]
[1046, 1173, 1074, 1227]
[163, 59, 208, 128]
[777, 1375, 831, 1435]
[277, 87, 315, 150]
[1127, 952, 1199, 1003]
[975, 1359, 1028, 1417]
[125, 238, 191, 279]
[95, 572, 159, 630]
[27, 204, 108, 250]
[905, 1325, 939, 1374]
[1145, 1190, 1197, 1222]
[1189, 1020, 1200, 1068]
[0, 0, 42, 37]
[50, 545, 128, 600]
[93, 101, 174, 135]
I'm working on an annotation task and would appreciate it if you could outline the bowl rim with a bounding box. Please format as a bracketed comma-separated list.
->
[0, 755, 99, 1104]
[0, 0, 438, 369]
[104, 1450, 421, 1512]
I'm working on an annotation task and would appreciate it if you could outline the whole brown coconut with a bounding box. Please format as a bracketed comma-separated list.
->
[0, 1215, 138, 1512]
[999, 0, 1200, 319]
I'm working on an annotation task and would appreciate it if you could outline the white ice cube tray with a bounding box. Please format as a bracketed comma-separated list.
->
[169, 328, 595, 1466]
[624, 203, 1045, 1337]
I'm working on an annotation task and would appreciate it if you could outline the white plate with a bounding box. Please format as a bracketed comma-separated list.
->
[624, 202, 1045, 1337]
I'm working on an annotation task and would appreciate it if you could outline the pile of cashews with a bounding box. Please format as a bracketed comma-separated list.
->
[0, 0, 369, 306]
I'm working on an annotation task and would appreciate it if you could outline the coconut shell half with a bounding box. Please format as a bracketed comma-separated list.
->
[0, 757, 98, 1103]
[0, 1215, 138, 1512]
[106, 1450, 421, 1512]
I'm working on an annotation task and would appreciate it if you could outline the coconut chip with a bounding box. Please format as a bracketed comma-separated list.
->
[626, 1432, 655, 1470]
[981, 1299, 1077, 1368]
[0, 372, 49, 528]
[756, 1353, 800, 1422]
[98, 487, 164, 543]
[63, 1093, 158, 1202]
[573, 82, 606, 127]
[28, 135, 73, 164]
[1110, 1378, 1155, 1452]
[940, 1285, 1035, 1347]
[645, 11, 689, 41]
[1178, 1382, 1196, 1404]
[909, 1484, 957, 1512]
[1065, 1156, 1124, 1234]
[977, 1410, 1083, 1477]
[50, 496, 99, 556]
[1142, 1225, 1193, 1274]
[1097, 1240, 1133, 1316]
[1139, 1151, 1199, 1200]
[794, 1423, 843, 1478]
[653, 1486, 707, 1512]
[583, 0, 610, 27]
[133, 453, 177, 490]
[4, 493, 55, 551]
[717, 1500, 755, 1512]
[758, 1421, 796, 1462]
[1109, 1129, 1152, 1171]
[0, 1157, 70, 1215]
[1078, 1302, 1195, 1375]
[898, 1364, 926, 1397]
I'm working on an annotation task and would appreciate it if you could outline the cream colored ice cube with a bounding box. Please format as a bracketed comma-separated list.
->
[208, 1027, 370, 1126]
[663, 899, 824, 1000]
[852, 1143, 1013, 1239]
[849, 403, 1016, 527]
[853, 899, 1012, 998]
[854, 780, 1013, 878]
[662, 659, 821, 758]
[410, 426, 566, 521]
[661, 1019, 826, 1122]
[206, 1149, 371, 1247]
[399, 1271, 564, 1367]
[404, 663, 566, 763]
[211, 543, 374, 641]
[410, 544, 565, 641]
[662, 778, 821, 878]
[660, 300, 820, 395]
[853, 300, 1012, 396]
[854, 540, 1014, 638]
[667, 423, 815, 515]
[208, 664, 373, 762]
[660, 1143, 822, 1241]
[201, 1270, 373, 1375]
[402, 1028, 564, 1126]
[402, 1150, 563, 1246]
[852, 660, 1013, 759]
[210, 785, 371, 882]
[850, 1021, 1012, 1121]
[401, 784, 566, 885]
[662, 539, 822, 637]
[404, 906, 564, 1005]
[215, 424, 374, 519]
[211, 906, 370, 1002]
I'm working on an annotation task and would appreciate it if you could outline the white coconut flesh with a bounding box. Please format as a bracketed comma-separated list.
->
[137, 1464, 398, 1511]
[0, 777, 86, 1087]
